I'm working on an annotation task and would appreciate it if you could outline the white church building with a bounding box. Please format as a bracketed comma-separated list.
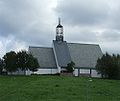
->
[28, 19, 103, 77]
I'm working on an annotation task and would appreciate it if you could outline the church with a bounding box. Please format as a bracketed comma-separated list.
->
[28, 19, 103, 77]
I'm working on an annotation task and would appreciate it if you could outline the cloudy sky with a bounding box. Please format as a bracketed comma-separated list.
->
[0, 0, 120, 57]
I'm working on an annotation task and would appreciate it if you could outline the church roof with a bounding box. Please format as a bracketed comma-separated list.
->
[29, 42, 103, 69]
[67, 43, 103, 68]
[53, 40, 71, 67]
[29, 46, 57, 69]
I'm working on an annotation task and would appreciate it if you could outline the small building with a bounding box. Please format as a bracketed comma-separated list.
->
[28, 18, 103, 77]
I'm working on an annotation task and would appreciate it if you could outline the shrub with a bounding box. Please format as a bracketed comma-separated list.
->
[66, 61, 75, 73]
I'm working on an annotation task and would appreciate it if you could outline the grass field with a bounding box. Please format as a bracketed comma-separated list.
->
[0, 76, 120, 101]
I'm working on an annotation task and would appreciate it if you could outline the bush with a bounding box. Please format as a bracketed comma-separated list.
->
[66, 61, 75, 73]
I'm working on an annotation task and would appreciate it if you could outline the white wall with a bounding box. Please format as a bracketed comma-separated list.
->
[74, 69, 101, 78]
[25, 67, 101, 77]
[74, 69, 79, 76]
[8, 69, 25, 75]
[74, 69, 90, 77]
[91, 70, 101, 78]
[26, 70, 33, 75]
[33, 69, 58, 74]
[80, 69, 90, 74]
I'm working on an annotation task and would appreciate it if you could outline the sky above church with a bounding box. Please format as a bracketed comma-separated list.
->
[0, 0, 120, 57]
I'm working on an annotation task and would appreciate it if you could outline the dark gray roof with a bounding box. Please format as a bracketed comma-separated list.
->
[29, 42, 103, 69]
[29, 46, 57, 68]
[67, 43, 103, 68]
[53, 40, 71, 67]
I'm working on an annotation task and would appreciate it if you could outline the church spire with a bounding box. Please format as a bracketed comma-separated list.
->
[58, 18, 61, 25]
[56, 18, 64, 41]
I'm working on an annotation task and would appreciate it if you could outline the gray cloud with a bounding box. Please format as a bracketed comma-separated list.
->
[99, 30, 120, 41]
[64, 27, 98, 42]
[0, 0, 57, 57]
[0, 0, 120, 57]
[0, 0, 56, 44]
[55, 0, 120, 30]
[55, 0, 110, 26]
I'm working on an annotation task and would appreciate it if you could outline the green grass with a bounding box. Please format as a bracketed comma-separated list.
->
[0, 75, 120, 101]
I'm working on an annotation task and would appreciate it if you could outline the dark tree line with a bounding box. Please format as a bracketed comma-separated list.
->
[0, 50, 40, 75]
[96, 53, 120, 79]
[0, 58, 4, 74]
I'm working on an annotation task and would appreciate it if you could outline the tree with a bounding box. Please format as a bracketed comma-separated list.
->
[66, 61, 75, 73]
[3, 51, 17, 73]
[26, 54, 39, 72]
[0, 58, 4, 74]
[17, 51, 39, 74]
[109, 54, 120, 79]
[96, 53, 120, 79]
[16, 51, 29, 74]
[2, 50, 39, 75]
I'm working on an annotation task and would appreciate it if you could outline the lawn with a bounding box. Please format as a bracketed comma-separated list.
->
[0, 75, 120, 101]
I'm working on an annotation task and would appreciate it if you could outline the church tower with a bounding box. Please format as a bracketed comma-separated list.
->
[56, 18, 64, 41]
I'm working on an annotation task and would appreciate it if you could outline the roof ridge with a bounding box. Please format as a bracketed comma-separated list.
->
[67, 42, 99, 46]
[29, 46, 52, 49]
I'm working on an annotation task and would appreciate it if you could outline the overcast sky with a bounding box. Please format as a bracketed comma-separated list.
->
[0, 0, 120, 57]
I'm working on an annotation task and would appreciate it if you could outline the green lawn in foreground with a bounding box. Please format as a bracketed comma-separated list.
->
[0, 75, 120, 101]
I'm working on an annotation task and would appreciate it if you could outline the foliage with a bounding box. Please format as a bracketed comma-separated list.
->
[2, 50, 40, 74]
[96, 52, 120, 79]
[27, 54, 40, 72]
[3, 51, 17, 73]
[66, 61, 75, 73]
[16, 50, 40, 72]
[16, 51, 29, 71]
[0, 58, 4, 74]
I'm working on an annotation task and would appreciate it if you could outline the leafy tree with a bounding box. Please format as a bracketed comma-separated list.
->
[17, 50, 39, 74]
[109, 54, 120, 79]
[66, 61, 75, 73]
[2, 50, 39, 75]
[3, 51, 17, 74]
[96, 53, 120, 79]
[0, 58, 4, 74]
[16, 51, 29, 74]
[27, 54, 40, 72]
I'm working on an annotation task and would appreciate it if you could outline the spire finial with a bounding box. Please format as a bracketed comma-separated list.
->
[58, 17, 61, 25]
[56, 17, 64, 41]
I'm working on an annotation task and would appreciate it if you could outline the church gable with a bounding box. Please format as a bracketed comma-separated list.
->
[53, 40, 71, 67]
[29, 47, 57, 68]
[67, 43, 103, 68]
